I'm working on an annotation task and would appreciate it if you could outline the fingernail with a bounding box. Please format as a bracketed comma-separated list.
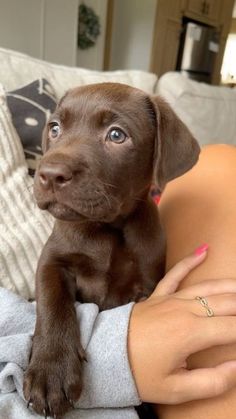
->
[194, 244, 209, 256]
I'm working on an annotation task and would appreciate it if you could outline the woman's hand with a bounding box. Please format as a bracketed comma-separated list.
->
[128, 246, 236, 404]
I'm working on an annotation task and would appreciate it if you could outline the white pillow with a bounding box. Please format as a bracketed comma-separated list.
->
[0, 47, 158, 99]
[0, 84, 53, 299]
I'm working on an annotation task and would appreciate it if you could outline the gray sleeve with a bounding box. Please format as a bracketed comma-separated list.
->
[77, 302, 141, 408]
[0, 287, 141, 409]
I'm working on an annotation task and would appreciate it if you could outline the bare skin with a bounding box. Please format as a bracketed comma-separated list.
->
[155, 144, 236, 418]
[128, 250, 236, 405]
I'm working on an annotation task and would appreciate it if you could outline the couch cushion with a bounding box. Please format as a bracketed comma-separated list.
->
[157, 72, 236, 146]
[0, 84, 53, 299]
[0, 47, 158, 99]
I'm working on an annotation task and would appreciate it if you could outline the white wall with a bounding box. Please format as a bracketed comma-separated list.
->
[109, 0, 157, 71]
[0, 0, 79, 66]
[0, 0, 43, 58]
[43, 0, 79, 65]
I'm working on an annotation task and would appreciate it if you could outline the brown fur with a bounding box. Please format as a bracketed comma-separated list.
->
[23, 83, 200, 417]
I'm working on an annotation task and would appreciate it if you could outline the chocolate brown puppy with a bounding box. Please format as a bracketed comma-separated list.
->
[23, 83, 200, 417]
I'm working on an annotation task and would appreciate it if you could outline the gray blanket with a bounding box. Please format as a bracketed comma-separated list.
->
[0, 287, 140, 418]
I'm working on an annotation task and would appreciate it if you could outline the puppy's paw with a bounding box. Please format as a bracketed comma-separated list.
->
[23, 339, 86, 418]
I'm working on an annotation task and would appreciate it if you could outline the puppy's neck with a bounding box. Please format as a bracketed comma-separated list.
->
[109, 215, 127, 230]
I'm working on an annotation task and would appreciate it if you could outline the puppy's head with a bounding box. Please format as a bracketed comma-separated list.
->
[34, 83, 200, 222]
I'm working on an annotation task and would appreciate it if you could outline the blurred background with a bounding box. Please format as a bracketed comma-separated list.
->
[0, 0, 235, 86]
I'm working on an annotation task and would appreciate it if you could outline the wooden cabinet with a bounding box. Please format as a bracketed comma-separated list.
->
[150, 0, 183, 80]
[186, 0, 221, 24]
[205, 0, 222, 22]
[160, 20, 182, 76]
[150, 0, 235, 84]
[186, 0, 207, 16]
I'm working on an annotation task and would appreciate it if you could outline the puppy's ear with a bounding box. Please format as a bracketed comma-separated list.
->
[149, 96, 200, 190]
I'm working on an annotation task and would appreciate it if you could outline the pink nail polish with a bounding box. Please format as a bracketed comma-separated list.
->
[194, 244, 209, 256]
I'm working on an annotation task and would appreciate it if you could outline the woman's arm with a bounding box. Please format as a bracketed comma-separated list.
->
[156, 144, 236, 419]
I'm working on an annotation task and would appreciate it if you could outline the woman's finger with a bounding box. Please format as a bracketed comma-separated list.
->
[187, 293, 236, 317]
[177, 278, 236, 299]
[153, 244, 208, 297]
[167, 361, 236, 403]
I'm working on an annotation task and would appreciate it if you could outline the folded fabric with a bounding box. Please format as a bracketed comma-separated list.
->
[0, 287, 140, 418]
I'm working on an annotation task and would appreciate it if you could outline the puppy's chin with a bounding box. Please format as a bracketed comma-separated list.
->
[42, 202, 83, 221]
[37, 200, 121, 223]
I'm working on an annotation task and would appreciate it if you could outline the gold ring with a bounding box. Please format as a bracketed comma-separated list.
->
[195, 296, 214, 317]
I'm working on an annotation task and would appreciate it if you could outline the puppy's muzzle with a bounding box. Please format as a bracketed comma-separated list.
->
[39, 163, 73, 191]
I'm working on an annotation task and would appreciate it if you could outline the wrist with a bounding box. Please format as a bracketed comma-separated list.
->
[127, 301, 151, 402]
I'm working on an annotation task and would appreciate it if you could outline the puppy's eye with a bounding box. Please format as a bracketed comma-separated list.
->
[49, 122, 61, 139]
[107, 128, 127, 144]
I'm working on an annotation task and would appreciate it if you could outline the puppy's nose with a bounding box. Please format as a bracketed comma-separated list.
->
[39, 163, 73, 190]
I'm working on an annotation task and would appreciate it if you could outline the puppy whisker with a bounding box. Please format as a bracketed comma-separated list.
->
[95, 189, 112, 210]
[98, 180, 117, 190]
[134, 196, 146, 203]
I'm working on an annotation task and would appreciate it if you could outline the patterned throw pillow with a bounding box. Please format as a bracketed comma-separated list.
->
[6, 79, 57, 174]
